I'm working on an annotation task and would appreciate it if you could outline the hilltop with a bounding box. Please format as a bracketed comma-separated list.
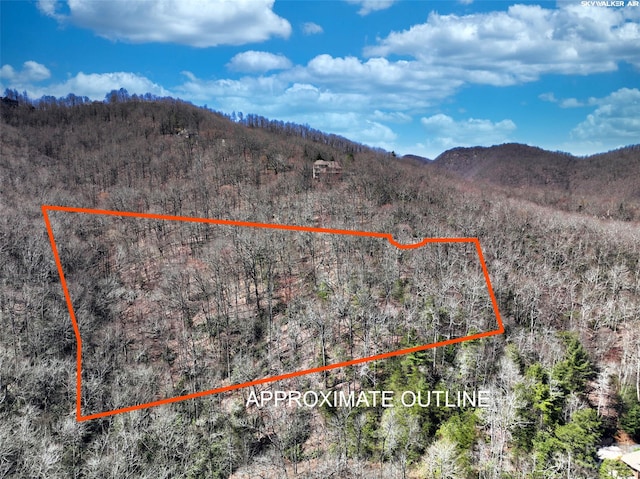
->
[431, 143, 640, 221]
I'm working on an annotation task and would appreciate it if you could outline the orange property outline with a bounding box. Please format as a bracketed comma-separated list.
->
[42, 205, 505, 422]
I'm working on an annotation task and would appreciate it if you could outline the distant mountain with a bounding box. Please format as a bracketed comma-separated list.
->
[431, 143, 640, 220]
[401, 153, 431, 163]
[432, 143, 575, 186]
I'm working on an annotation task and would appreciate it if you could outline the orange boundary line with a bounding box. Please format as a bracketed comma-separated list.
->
[41, 205, 504, 422]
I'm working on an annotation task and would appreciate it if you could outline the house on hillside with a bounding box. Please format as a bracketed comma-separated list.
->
[313, 160, 342, 179]
[622, 450, 640, 479]
[175, 128, 197, 139]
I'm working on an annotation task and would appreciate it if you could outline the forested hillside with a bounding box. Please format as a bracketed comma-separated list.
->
[1, 95, 639, 478]
[432, 143, 640, 222]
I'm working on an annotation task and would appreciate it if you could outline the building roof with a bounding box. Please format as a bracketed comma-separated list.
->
[622, 450, 640, 471]
[313, 160, 342, 169]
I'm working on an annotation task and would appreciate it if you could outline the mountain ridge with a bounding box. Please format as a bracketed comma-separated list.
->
[428, 142, 640, 221]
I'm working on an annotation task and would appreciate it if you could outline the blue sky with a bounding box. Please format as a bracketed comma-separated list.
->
[1, 0, 639, 158]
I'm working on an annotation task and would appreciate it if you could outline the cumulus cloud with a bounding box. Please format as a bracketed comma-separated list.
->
[36, 0, 59, 17]
[37, 0, 291, 47]
[288, 112, 397, 149]
[59, 72, 171, 99]
[372, 110, 412, 123]
[539, 93, 586, 108]
[307, 55, 398, 80]
[4, 71, 171, 101]
[0, 65, 14, 80]
[420, 114, 516, 153]
[302, 22, 323, 35]
[25, 3, 635, 155]
[175, 73, 299, 117]
[299, 54, 463, 104]
[359, 120, 398, 147]
[24, 61, 51, 82]
[0, 61, 51, 83]
[175, 55, 460, 129]
[364, 4, 640, 85]
[571, 88, 640, 146]
[165, 54, 454, 118]
[173, 70, 402, 147]
[175, 73, 369, 116]
[345, 0, 397, 16]
[559, 98, 585, 108]
[227, 51, 292, 73]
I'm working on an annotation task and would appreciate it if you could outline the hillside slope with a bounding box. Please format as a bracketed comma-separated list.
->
[431, 143, 640, 221]
[1, 97, 639, 479]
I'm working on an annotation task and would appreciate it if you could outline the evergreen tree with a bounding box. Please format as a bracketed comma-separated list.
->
[552, 333, 595, 394]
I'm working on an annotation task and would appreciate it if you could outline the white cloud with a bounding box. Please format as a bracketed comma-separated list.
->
[227, 51, 292, 73]
[364, 4, 640, 85]
[176, 73, 371, 117]
[346, 0, 397, 16]
[23, 61, 51, 82]
[539, 92, 557, 103]
[61, 72, 171, 99]
[299, 54, 462, 102]
[571, 88, 640, 146]
[174, 54, 463, 133]
[0, 61, 51, 82]
[181, 71, 197, 82]
[172, 71, 402, 148]
[539, 93, 585, 108]
[372, 110, 412, 123]
[302, 22, 323, 35]
[38, 0, 291, 47]
[37, 0, 57, 16]
[177, 74, 287, 109]
[559, 98, 585, 108]
[0, 65, 15, 80]
[289, 112, 397, 149]
[307, 55, 370, 78]
[361, 119, 398, 143]
[4, 71, 171, 101]
[420, 114, 516, 155]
